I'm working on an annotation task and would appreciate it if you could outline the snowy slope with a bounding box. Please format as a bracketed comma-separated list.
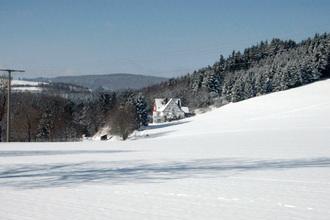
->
[11, 79, 46, 92]
[0, 80, 330, 220]
[12, 80, 42, 86]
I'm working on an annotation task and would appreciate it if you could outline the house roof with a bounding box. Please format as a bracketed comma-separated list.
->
[181, 107, 189, 113]
[154, 98, 181, 112]
[154, 98, 166, 112]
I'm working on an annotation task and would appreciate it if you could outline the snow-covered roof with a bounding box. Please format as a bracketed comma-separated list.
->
[181, 107, 189, 113]
[153, 98, 190, 116]
[154, 98, 166, 112]
[154, 98, 182, 112]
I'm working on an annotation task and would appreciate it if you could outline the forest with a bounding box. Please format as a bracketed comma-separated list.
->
[0, 33, 329, 141]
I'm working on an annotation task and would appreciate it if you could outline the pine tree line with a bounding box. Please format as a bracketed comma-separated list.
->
[142, 33, 330, 108]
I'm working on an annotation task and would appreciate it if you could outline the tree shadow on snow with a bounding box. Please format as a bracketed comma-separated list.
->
[146, 120, 191, 130]
[1, 157, 330, 189]
[130, 130, 175, 140]
[0, 150, 133, 157]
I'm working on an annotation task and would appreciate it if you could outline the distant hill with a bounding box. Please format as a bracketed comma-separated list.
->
[26, 73, 167, 91]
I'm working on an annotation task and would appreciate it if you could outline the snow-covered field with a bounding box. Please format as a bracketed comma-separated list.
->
[12, 80, 41, 86]
[1, 80, 330, 220]
[11, 79, 46, 92]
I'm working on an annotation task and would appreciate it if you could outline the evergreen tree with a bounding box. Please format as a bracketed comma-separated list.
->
[135, 94, 148, 127]
[36, 108, 54, 141]
[206, 70, 221, 95]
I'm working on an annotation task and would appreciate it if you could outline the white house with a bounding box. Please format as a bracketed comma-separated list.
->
[152, 98, 189, 123]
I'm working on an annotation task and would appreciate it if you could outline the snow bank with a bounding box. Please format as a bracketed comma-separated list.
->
[91, 126, 112, 141]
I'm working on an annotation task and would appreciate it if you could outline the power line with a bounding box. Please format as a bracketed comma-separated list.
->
[0, 69, 25, 142]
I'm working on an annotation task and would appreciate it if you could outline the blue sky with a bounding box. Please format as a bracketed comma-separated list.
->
[0, 0, 329, 78]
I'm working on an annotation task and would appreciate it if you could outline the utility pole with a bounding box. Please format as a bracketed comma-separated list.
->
[0, 69, 25, 142]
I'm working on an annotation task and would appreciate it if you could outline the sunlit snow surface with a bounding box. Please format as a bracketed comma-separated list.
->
[11, 80, 41, 86]
[1, 80, 330, 220]
[11, 80, 46, 91]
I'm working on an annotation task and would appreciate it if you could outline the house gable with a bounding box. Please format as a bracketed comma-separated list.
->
[152, 98, 187, 123]
[163, 99, 184, 114]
